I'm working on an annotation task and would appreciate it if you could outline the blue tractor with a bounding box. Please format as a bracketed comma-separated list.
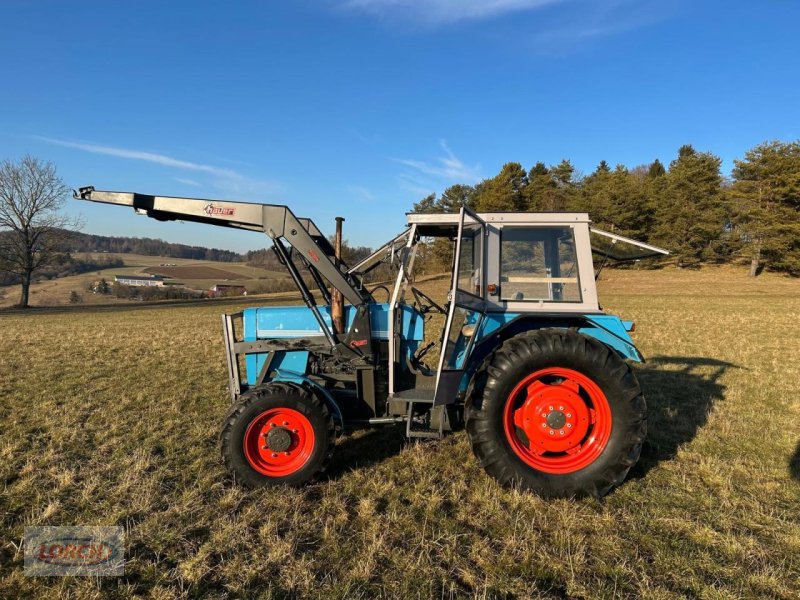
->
[76, 187, 668, 498]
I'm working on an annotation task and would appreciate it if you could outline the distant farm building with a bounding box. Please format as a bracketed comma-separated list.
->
[209, 284, 247, 297]
[114, 275, 165, 287]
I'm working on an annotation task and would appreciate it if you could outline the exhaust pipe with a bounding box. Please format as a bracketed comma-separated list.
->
[331, 216, 345, 334]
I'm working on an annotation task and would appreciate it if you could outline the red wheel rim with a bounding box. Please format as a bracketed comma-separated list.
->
[503, 367, 612, 474]
[243, 408, 315, 477]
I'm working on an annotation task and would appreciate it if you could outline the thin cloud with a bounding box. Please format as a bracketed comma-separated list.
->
[36, 136, 239, 178]
[173, 177, 202, 187]
[397, 173, 436, 197]
[396, 140, 481, 183]
[342, 0, 566, 25]
[528, 0, 677, 47]
[346, 185, 376, 202]
[339, 0, 679, 45]
[35, 136, 282, 199]
[395, 141, 480, 199]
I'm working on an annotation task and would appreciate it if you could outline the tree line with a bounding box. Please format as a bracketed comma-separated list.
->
[245, 240, 375, 272]
[64, 230, 243, 262]
[0, 250, 123, 286]
[412, 140, 800, 276]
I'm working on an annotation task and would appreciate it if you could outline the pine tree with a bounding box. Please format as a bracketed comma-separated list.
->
[604, 165, 653, 239]
[653, 146, 726, 264]
[524, 162, 555, 211]
[577, 161, 615, 225]
[439, 184, 477, 212]
[547, 159, 577, 212]
[473, 162, 527, 212]
[412, 193, 438, 214]
[647, 159, 666, 178]
[730, 140, 800, 275]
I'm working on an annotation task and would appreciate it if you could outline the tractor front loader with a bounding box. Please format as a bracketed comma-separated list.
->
[75, 186, 667, 498]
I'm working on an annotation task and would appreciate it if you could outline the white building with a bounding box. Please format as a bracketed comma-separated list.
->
[114, 275, 165, 287]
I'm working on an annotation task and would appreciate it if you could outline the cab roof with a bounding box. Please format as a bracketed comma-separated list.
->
[405, 211, 669, 260]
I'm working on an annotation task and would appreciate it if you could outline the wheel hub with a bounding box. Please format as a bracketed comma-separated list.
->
[513, 378, 592, 453]
[265, 427, 292, 452]
[545, 410, 566, 429]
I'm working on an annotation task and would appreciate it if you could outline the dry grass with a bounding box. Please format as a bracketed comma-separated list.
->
[1, 266, 799, 598]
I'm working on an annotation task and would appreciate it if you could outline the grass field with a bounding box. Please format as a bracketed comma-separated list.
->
[0, 253, 288, 308]
[1, 266, 799, 598]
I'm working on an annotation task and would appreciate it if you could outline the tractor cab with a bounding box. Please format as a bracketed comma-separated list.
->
[385, 208, 668, 436]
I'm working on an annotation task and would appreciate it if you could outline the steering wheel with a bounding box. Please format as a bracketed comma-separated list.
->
[369, 285, 391, 303]
[411, 286, 447, 315]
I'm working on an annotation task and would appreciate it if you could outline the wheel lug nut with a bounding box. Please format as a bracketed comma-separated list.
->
[559, 430, 565, 435]
[549, 430, 555, 435]
[549, 406, 554, 411]
[270, 423, 276, 427]
[566, 413, 572, 418]
[271, 453, 278, 458]
[541, 423, 547, 427]
[292, 429, 298, 433]
[283, 421, 289, 426]
[541, 413, 547, 418]
[285, 452, 291, 456]
[567, 423, 572, 428]
[559, 406, 564, 411]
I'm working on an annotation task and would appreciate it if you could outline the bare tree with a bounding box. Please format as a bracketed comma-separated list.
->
[0, 155, 78, 308]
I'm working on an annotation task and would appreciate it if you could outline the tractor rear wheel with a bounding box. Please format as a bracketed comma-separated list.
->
[220, 382, 334, 487]
[466, 329, 646, 498]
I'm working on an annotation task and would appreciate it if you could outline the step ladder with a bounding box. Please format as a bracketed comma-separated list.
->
[394, 388, 443, 439]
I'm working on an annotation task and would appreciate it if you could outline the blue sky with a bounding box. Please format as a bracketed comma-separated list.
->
[1, 0, 798, 253]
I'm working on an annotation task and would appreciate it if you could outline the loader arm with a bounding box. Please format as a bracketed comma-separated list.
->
[74, 186, 369, 307]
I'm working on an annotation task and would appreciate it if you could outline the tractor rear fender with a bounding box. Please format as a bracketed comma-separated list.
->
[270, 368, 345, 433]
[461, 313, 643, 394]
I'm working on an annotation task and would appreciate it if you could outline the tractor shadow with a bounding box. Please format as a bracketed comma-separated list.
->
[789, 442, 800, 481]
[324, 424, 408, 481]
[627, 355, 739, 480]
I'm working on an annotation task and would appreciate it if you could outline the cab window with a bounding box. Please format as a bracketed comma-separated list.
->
[500, 227, 581, 302]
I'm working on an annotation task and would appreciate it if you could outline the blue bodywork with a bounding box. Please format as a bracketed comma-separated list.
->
[445, 310, 641, 395]
[241, 303, 640, 403]
[457, 311, 640, 367]
[242, 303, 424, 385]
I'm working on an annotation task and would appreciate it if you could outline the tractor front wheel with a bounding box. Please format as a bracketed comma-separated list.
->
[220, 382, 334, 487]
[466, 330, 646, 498]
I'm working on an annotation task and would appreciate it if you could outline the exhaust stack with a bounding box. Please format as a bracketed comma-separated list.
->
[331, 216, 345, 334]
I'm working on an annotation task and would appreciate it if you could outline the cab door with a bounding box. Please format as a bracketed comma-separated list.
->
[433, 206, 486, 405]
